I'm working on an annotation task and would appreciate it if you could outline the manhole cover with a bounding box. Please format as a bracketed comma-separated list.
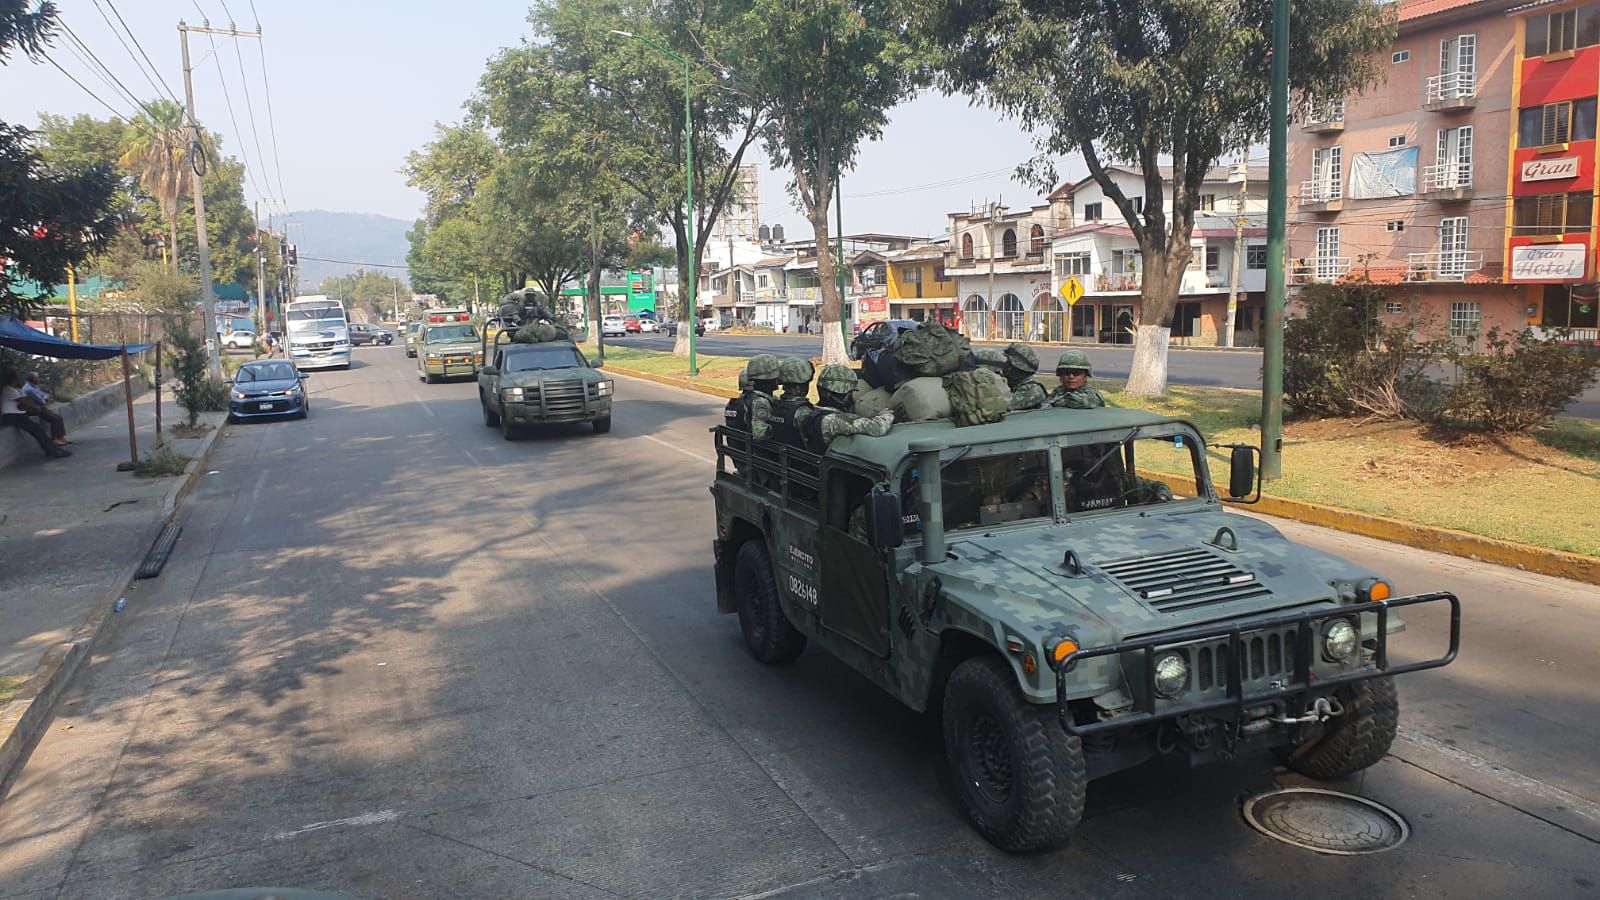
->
[1242, 787, 1409, 855]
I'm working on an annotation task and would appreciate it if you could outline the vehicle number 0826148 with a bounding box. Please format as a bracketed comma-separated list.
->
[788, 573, 819, 608]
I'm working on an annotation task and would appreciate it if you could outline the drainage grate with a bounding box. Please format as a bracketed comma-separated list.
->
[1242, 787, 1409, 855]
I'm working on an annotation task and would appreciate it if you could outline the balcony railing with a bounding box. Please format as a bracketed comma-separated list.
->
[1299, 179, 1343, 204]
[1423, 162, 1473, 192]
[1426, 71, 1476, 105]
[1405, 250, 1484, 282]
[1290, 257, 1351, 284]
[1093, 272, 1143, 292]
[1303, 99, 1346, 131]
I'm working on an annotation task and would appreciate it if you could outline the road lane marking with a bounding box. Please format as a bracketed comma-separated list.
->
[643, 433, 715, 465]
[240, 469, 268, 527]
[272, 809, 399, 841]
[1396, 729, 1600, 836]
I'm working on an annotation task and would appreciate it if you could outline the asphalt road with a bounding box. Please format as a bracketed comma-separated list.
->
[622, 332, 1600, 419]
[0, 345, 1596, 898]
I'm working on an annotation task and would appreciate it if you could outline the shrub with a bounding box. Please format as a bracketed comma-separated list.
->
[1283, 281, 1447, 420]
[165, 318, 227, 425]
[134, 448, 189, 477]
[1437, 328, 1600, 432]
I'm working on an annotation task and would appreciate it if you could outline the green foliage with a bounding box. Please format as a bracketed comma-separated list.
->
[1283, 282, 1446, 421]
[626, 238, 676, 270]
[0, 123, 120, 317]
[129, 262, 198, 315]
[134, 447, 190, 478]
[1439, 329, 1600, 433]
[165, 320, 226, 425]
[0, 1, 58, 63]
[316, 270, 410, 320]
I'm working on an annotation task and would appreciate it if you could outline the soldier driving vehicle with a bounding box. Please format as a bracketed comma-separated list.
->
[709, 404, 1458, 853]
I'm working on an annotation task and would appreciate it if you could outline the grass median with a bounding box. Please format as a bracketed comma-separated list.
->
[600, 345, 1600, 557]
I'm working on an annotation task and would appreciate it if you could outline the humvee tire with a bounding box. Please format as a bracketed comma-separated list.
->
[501, 417, 518, 441]
[944, 656, 1086, 852]
[734, 541, 806, 663]
[1281, 676, 1399, 779]
[593, 415, 612, 434]
[482, 395, 501, 427]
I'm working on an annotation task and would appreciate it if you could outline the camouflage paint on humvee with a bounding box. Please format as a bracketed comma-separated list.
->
[710, 407, 1458, 852]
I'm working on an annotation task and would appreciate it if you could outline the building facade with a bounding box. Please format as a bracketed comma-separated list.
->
[885, 241, 958, 324]
[945, 204, 1059, 341]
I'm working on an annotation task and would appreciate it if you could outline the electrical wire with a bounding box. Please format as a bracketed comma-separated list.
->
[91, 0, 182, 106]
[247, 0, 289, 209]
[41, 55, 129, 121]
[194, 13, 273, 204]
[298, 256, 409, 270]
[214, 0, 274, 206]
[56, 20, 144, 113]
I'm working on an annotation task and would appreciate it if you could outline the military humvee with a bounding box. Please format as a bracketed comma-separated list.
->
[478, 340, 613, 438]
[709, 408, 1458, 852]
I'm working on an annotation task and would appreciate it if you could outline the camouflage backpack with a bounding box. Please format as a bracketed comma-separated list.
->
[942, 367, 1011, 427]
[513, 321, 570, 343]
[892, 320, 971, 377]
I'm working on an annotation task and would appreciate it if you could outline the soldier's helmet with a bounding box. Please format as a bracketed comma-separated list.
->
[972, 348, 1008, 372]
[817, 364, 859, 395]
[746, 354, 781, 381]
[737, 369, 750, 391]
[1055, 348, 1094, 376]
[778, 357, 816, 386]
[1004, 342, 1040, 374]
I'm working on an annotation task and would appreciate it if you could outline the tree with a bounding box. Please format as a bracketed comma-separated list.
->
[732, 0, 928, 362]
[118, 99, 191, 271]
[404, 125, 498, 308]
[316, 270, 409, 321]
[934, 0, 1393, 394]
[0, 3, 118, 317]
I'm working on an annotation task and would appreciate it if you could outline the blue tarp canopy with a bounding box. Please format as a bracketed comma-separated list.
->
[0, 316, 152, 360]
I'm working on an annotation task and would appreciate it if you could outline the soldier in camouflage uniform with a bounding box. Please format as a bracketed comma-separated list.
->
[1045, 349, 1107, 409]
[764, 357, 816, 445]
[779, 357, 815, 400]
[795, 364, 894, 452]
[723, 369, 752, 431]
[744, 354, 785, 439]
[1002, 343, 1046, 410]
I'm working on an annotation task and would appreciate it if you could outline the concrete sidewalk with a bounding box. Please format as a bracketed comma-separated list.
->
[0, 384, 224, 794]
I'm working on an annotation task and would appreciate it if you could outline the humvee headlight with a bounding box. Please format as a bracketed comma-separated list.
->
[503, 387, 524, 401]
[1323, 619, 1358, 662]
[596, 380, 614, 397]
[1153, 652, 1189, 698]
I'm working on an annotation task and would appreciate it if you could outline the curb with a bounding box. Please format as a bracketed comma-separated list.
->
[0, 411, 228, 803]
[612, 362, 1600, 586]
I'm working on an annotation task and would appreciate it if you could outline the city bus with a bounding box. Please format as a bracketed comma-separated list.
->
[285, 295, 352, 370]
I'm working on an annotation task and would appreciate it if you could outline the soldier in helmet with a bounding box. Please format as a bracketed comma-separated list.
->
[1046, 349, 1107, 409]
[796, 364, 894, 453]
[1002, 342, 1046, 410]
[744, 354, 786, 439]
[724, 368, 752, 431]
[763, 357, 816, 444]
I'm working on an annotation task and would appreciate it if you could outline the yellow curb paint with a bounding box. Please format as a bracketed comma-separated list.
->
[607, 365, 740, 400]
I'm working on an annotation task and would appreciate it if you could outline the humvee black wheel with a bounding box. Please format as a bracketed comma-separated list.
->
[425, 372, 439, 384]
[482, 396, 500, 427]
[593, 415, 612, 434]
[734, 540, 806, 663]
[944, 656, 1085, 852]
[501, 416, 518, 441]
[1280, 676, 1398, 779]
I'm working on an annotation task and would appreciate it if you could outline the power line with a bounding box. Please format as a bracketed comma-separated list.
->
[56, 20, 144, 113]
[192, 11, 274, 204]
[41, 55, 129, 121]
[91, 0, 181, 106]
[218, 1, 274, 211]
[298, 255, 410, 270]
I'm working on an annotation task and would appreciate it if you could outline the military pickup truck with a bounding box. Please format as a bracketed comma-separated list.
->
[709, 408, 1458, 852]
[477, 340, 613, 438]
[416, 322, 483, 382]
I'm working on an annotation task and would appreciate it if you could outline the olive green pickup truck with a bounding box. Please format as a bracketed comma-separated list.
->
[477, 340, 613, 438]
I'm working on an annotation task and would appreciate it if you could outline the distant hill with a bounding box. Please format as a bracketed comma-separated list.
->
[284, 210, 413, 291]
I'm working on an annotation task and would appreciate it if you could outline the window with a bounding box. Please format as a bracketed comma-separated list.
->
[1388, 135, 1407, 147]
[1434, 125, 1473, 188]
[1199, 193, 1217, 211]
[1082, 202, 1103, 221]
[1526, 6, 1600, 57]
[1247, 243, 1267, 269]
[960, 233, 974, 259]
[934, 264, 949, 282]
[1440, 34, 1476, 80]
[1311, 146, 1343, 199]
[1438, 217, 1470, 277]
[1450, 301, 1481, 338]
[757, 273, 770, 287]
[1543, 285, 1600, 328]
[1387, 220, 1406, 232]
[1392, 49, 1411, 64]
[1518, 98, 1598, 146]
[1315, 227, 1341, 279]
[1054, 251, 1091, 277]
[1386, 302, 1404, 315]
[1113, 248, 1141, 273]
[1131, 196, 1145, 214]
[1205, 246, 1221, 273]
[1029, 224, 1045, 255]
[1001, 228, 1018, 257]
[937, 450, 1052, 530]
[1071, 303, 1097, 338]
[899, 266, 919, 285]
[1512, 191, 1595, 235]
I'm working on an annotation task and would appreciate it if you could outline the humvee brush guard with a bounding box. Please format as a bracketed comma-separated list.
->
[709, 407, 1459, 852]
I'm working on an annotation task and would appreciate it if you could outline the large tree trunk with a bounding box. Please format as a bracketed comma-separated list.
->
[807, 188, 847, 364]
[1124, 250, 1181, 396]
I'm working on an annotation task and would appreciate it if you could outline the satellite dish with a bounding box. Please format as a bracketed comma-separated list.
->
[772, 224, 785, 242]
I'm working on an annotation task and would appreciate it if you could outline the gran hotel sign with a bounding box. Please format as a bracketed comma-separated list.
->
[1521, 157, 1581, 182]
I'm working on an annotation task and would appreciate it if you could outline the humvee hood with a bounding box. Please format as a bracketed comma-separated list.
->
[498, 368, 602, 387]
[938, 509, 1345, 638]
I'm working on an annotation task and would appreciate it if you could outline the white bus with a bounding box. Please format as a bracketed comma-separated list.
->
[285, 295, 351, 370]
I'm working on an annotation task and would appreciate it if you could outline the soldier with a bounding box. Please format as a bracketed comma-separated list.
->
[1045, 349, 1107, 409]
[779, 356, 815, 400]
[1002, 343, 1046, 410]
[723, 369, 752, 431]
[797, 364, 894, 453]
[764, 357, 816, 444]
[744, 354, 784, 439]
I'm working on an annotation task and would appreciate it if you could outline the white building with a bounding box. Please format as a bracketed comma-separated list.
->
[946, 203, 1063, 341]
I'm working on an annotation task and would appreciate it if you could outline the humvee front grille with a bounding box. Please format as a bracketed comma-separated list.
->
[541, 378, 587, 415]
[1096, 547, 1271, 613]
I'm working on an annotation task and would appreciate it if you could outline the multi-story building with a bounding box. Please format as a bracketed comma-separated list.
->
[885, 240, 958, 324]
[945, 204, 1059, 340]
[1049, 166, 1269, 346]
[1287, 0, 1528, 342]
[708, 165, 761, 243]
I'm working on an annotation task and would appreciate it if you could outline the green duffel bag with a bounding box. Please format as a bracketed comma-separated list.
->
[513, 321, 571, 343]
[943, 367, 1010, 427]
[891, 376, 953, 422]
[853, 385, 894, 417]
[891, 320, 970, 377]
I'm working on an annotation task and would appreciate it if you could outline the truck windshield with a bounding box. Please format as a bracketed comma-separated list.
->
[426, 325, 478, 343]
[504, 346, 585, 371]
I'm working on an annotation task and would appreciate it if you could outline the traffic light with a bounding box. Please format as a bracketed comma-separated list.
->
[286, 244, 298, 266]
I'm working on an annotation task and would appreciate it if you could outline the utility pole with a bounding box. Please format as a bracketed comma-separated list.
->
[1222, 156, 1247, 348]
[1261, 0, 1289, 479]
[254, 200, 266, 342]
[180, 18, 261, 379]
[986, 200, 999, 341]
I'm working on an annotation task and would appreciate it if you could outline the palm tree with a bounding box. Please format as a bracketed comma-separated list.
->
[119, 99, 189, 271]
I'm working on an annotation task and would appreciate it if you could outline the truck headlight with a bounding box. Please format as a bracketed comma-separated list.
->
[1153, 652, 1189, 698]
[503, 387, 524, 401]
[596, 380, 614, 396]
[230, 389, 246, 400]
[1323, 619, 1358, 662]
[426, 352, 441, 360]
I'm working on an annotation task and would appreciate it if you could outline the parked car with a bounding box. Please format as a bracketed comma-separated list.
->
[848, 318, 921, 361]
[623, 315, 642, 334]
[662, 319, 706, 337]
[601, 315, 627, 337]
[221, 330, 256, 352]
[637, 317, 658, 333]
[348, 322, 393, 346]
[226, 359, 309, 422]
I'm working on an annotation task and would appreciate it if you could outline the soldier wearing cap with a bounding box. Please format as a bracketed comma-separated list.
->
[1046, 349, 1107, 409]
[1002, 343, 1046, 410]
[796, 364, 894, 452]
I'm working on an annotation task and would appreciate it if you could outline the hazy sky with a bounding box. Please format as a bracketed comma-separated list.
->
[4, 1, 1083, 249]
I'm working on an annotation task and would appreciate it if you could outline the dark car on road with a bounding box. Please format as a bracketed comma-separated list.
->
[348, 323, 393, 346]
[848, 318, 920, 361]
[227, 359, 309, 422]
[662, 319, 705, 337]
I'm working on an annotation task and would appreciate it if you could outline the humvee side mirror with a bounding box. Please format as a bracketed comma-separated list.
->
[867, 485, 904, 550]
[480, 365, 498, 376]
[592, 359, 603, 369]
[1221, 444, 1261, 504]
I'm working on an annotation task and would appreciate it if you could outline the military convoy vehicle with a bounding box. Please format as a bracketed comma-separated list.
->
[477, 341, 613, 438]
[709, 407, 1458, 852]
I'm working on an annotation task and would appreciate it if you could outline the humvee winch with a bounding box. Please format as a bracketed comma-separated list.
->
[709, 408, 1459, 852]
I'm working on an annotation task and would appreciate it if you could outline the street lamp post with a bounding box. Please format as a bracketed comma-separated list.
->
[611, 30, 698, 376]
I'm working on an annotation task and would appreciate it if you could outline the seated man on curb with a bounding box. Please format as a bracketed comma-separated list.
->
[1, 369, 71, 459]
[22, 372, 69, 446]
